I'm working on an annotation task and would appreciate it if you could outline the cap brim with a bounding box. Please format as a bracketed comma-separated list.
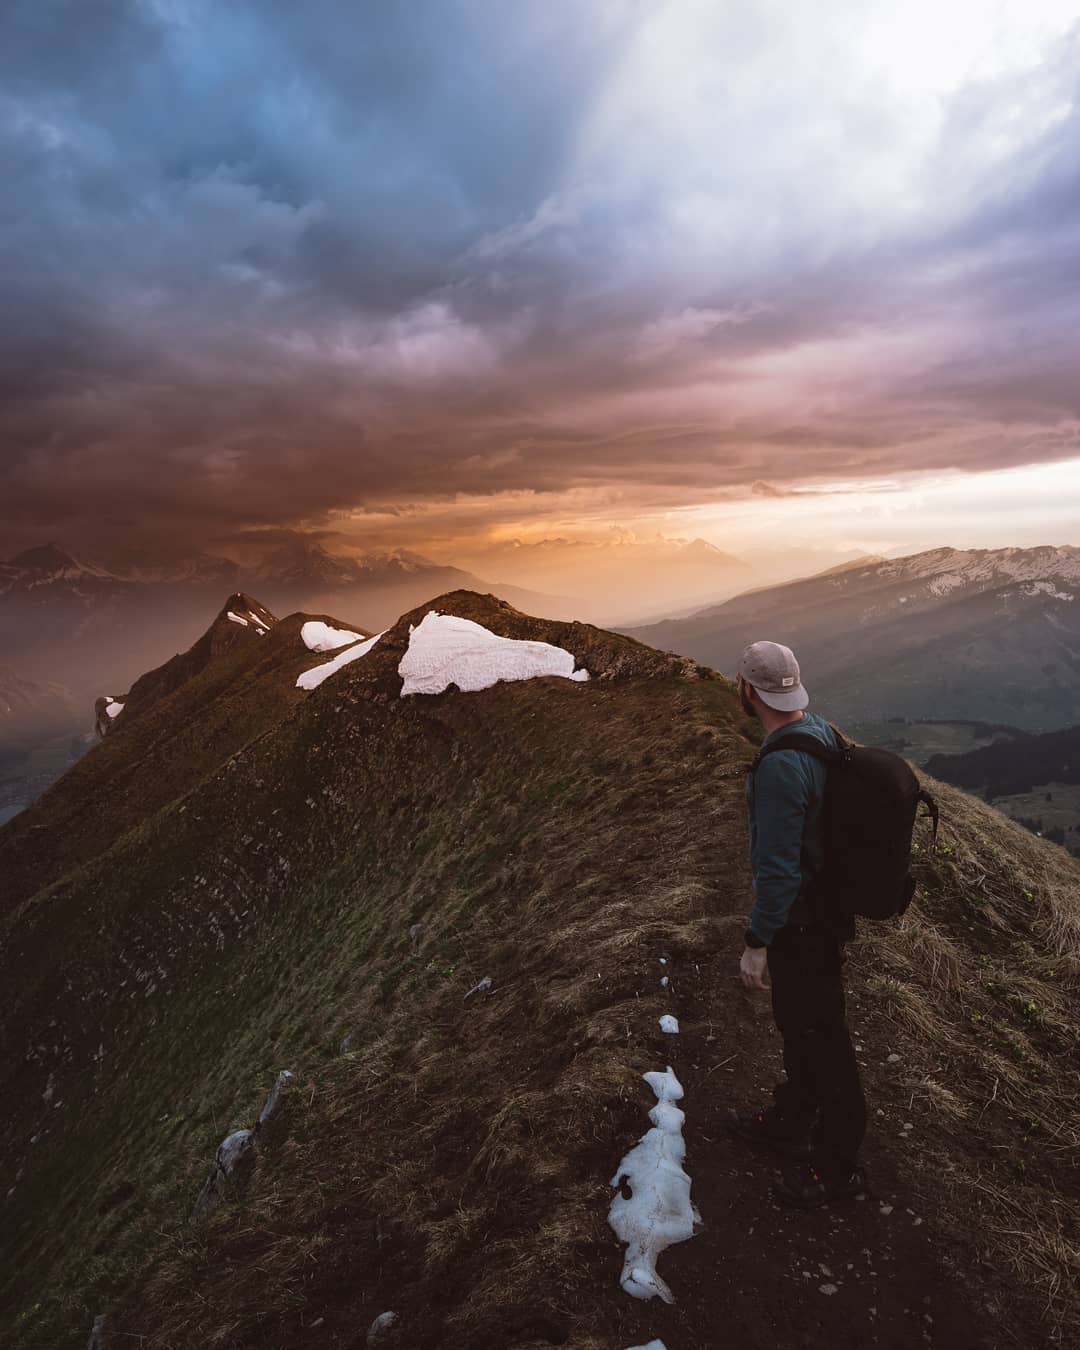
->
[756, 684, 809, 712]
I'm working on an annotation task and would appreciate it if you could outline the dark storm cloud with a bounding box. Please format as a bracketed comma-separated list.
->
[1, 1, 1079, 550]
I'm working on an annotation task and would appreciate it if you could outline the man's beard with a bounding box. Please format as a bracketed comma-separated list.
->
[739, 683, 758, 719]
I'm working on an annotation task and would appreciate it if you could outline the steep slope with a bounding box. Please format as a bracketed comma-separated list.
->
[624, 545, 1080, 730]
[0, 599, 370, 909]
[1, 592, 1078, 1350]
[926, 725, 1080, 856]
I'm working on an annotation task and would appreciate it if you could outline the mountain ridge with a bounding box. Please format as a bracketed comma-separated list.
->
[1, 590, 1078, 1349]
[624, 544, 1080, 730]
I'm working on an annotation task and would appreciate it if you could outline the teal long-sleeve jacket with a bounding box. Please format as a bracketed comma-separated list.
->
[745, 711, 838, 945]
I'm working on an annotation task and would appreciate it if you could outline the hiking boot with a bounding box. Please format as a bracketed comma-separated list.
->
[725, 1107, 812, 1159]
[771, 1160, 868, 1209]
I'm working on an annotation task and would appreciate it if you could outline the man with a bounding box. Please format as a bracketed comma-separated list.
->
[727, 639, 867, 1208]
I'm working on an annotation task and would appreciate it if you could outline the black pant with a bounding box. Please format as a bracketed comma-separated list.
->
[766, 923, 866, 1178]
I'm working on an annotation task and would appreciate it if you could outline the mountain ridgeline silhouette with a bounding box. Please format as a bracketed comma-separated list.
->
[1, 590, 1078, 1349]
[624, 545, 1080, 730]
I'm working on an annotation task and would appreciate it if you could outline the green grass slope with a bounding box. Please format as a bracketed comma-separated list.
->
[1, 592, 1078, 1349]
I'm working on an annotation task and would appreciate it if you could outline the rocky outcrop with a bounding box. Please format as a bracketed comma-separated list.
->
[94, 696, 126, 739]
[192, 1070, 294, 1222]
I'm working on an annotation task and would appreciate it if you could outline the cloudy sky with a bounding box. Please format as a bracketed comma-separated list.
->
[3, 0, 1079, 576]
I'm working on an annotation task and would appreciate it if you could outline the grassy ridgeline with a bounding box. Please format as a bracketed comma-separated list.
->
[1, 592, 1077, 1348]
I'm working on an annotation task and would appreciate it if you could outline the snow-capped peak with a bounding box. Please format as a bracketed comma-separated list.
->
[832, 545, 1080, 596]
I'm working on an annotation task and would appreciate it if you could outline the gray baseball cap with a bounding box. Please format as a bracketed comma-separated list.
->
[737, 640, 809, 712]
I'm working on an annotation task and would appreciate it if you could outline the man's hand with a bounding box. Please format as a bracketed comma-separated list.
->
[739, 944, 771, 991]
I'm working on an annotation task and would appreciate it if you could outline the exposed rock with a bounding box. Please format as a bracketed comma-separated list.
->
[86, 1312, 108, 1347]
[464, 975, 492, 1000]
[94, 696, 125, 739]
[192, 1128, 255, 1220]
[192, 1069, 296, 1220]
[367, 1310, 398, 1342]
[256, 1070, 295, 1129]
[408, 922, 425, 947]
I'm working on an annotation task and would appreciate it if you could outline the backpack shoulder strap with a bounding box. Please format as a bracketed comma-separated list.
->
[749, 733, 846, 774]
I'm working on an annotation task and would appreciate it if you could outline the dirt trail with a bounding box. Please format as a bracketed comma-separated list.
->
[602, 946, 1049, 1350]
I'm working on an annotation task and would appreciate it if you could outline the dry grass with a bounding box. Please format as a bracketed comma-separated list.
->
[856, 772, 1080, 1342]
[4, 591, 1079, 1347]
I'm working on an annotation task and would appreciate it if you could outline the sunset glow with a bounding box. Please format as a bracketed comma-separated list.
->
[2, 0, 1078, 592]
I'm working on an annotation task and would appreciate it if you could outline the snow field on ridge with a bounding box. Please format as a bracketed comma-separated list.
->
[296, 631, 385, 691]
[398, 611, 589, 696]
[296, 610, 592, 697]
[300, 620, 365, 653]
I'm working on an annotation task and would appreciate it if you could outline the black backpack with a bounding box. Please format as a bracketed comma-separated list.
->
[750, 726, 939, 920]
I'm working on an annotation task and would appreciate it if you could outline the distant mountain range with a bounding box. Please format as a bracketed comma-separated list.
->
[624, 545, 1080, 731]
[0, 537, 562, 612]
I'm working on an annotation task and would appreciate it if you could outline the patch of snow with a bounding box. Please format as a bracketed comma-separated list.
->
[300, 620, 364, 652]
[928, 573, 965, 596]
[398, 611, 589, 696]
[227, 603, 271, 633]
[105, 700, 124, 719]
[609, 1066, 699, 1304]
[463, 975, 492, 1000]
[660, 976, 669, 988]
[1022, 580, 1073, 601]
[625, 1342, 668, 1350]
[296, 631, 384, 691]
[658, 1015, 679, 1034]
